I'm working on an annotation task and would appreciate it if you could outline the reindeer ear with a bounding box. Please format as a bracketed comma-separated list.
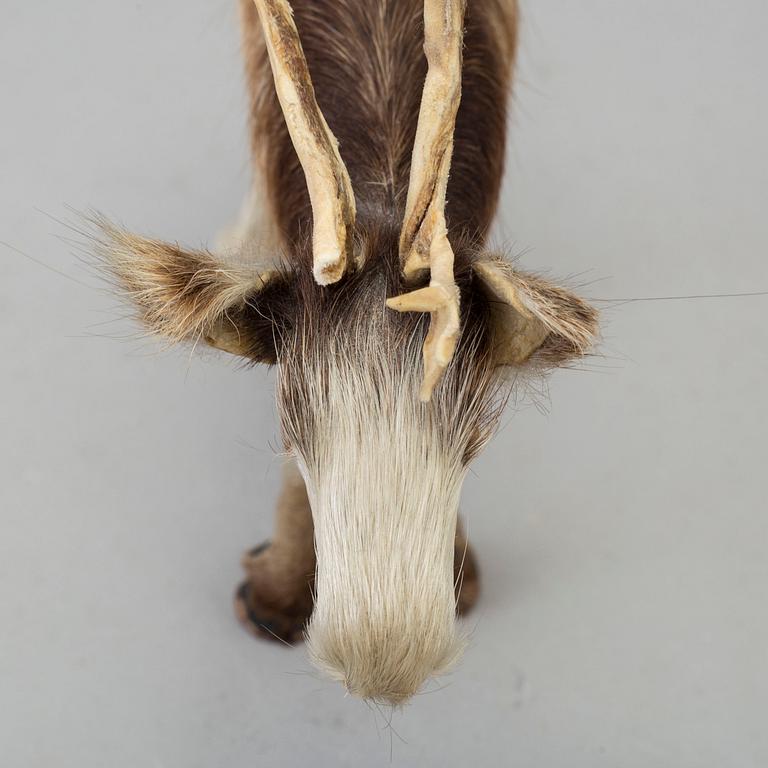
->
[473, 258, 599, 367]
[95, 221, 284, 362]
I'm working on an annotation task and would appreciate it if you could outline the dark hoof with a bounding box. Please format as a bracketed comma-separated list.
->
[234, 540, 314, 645]
[234, 581, 310, 645]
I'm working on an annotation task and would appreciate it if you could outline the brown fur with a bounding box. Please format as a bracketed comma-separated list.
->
[92, 218, 281, 357]
[240, 0, 516, 253]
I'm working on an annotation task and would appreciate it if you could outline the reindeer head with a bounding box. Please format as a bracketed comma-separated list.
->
[98, 0, 598, 704]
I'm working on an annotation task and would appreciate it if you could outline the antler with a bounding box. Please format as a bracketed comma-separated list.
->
[386, 0, 466, 401]
[253, 0, 356, 285]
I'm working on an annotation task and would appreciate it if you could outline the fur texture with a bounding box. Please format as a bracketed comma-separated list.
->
[475, 257, 600, 367]
[93, 220, 270, 342]
[95, 0, 601, 705]
[239, 0, 517, 250]
[93, 218, 286, 359]
[276, 251, 505, 704]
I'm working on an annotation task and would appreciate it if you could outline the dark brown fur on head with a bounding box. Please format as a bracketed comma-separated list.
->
[269, 225, 506, 464]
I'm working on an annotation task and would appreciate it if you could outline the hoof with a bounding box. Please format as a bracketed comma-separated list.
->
[234, 581, 310, 645]
[234, 541, 314, 645]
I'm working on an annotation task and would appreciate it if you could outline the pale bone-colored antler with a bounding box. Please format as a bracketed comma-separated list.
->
[253, 0, 356, 285]
[386, 0, 466, 401]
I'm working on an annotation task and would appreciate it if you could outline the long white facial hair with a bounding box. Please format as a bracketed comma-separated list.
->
[277, 302, 504, 705]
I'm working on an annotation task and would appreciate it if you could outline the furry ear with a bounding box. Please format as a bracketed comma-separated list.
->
[473, 258, 599, 367]
[94, 220, 282, 361]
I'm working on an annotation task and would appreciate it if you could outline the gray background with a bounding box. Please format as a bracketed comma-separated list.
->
[1, 1, 766, 766]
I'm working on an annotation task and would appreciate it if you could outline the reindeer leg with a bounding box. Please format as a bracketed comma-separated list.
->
[234, 459, 315, 644]
[454, 517, 480, 615]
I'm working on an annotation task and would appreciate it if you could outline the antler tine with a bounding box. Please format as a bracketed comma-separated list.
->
[253, 0, 356, 285]
[386, 0, 466, 401]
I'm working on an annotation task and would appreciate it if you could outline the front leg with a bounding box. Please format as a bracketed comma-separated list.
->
[235, 459, 316, 644]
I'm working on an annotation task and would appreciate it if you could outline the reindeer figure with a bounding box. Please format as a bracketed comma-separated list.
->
[98, 0, 598, 704]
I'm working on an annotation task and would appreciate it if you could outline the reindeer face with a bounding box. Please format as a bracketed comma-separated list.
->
[272, 246, 496, 703]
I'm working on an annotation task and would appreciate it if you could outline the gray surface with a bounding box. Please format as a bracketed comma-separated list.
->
[1, 1, 767, 766]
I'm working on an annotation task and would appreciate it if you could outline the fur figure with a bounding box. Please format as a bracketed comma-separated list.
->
[97, 0, 598, 704]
